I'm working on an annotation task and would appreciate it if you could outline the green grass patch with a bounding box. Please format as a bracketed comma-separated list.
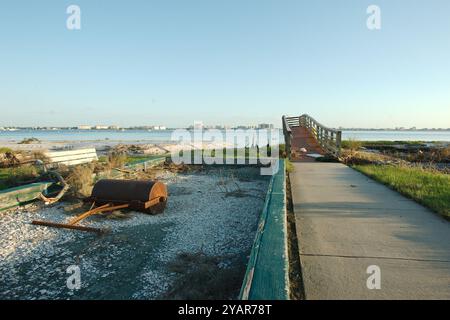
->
[125, 154, 166, 165]
[342, 140, 430, 149]
[0, 147, 13, 154]
[0, 166, 40, 191]
[353, 164, 450, 217]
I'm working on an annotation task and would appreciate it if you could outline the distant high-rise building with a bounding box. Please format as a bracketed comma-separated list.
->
[153, 126, 167, 130]
[95, 125, 109, 130]
[258, 123, 274, 129]
[193, 121, 204, 130]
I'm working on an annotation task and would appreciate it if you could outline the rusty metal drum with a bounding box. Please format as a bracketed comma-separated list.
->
[90, 179, 167, 214]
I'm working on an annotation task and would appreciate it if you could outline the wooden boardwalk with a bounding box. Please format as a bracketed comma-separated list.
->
[290, 127, 325, 162]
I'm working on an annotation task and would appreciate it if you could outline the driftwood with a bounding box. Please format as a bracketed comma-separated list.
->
[0, 151, 48, 168]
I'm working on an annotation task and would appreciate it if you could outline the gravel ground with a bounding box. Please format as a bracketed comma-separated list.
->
[0, 166, 269, 300]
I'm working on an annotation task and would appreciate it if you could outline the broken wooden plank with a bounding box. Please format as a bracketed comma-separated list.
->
[0, 181, 55, 211]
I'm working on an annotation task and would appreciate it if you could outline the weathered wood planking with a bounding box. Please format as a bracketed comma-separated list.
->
[45, 148, 98, 167]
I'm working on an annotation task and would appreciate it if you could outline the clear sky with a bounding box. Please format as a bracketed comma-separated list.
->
[0, 0, 449, 128]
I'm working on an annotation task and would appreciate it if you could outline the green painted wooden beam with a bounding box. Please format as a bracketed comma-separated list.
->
[0, 181, 55, 211]
[240, 160, 289, 300]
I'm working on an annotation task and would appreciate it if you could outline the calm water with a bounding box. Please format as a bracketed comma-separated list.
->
[0, 129, 449, 142]
[0, 129, 176, 143]
[342, 130, 450, 142]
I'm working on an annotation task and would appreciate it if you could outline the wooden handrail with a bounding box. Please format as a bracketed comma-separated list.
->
[282, 114, 342, 157]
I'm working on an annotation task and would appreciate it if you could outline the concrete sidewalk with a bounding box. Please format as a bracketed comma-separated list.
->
[291, 162, 450, 300]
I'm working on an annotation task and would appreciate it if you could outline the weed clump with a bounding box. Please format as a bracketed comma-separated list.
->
[18, 137, 40, 145]
[65, 164, 95, 197]
[108, 152, 128, 169]
[342, 138, 362, 153]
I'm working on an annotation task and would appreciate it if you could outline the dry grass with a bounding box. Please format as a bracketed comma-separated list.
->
[217, 170, 264, 200]
[342, 138, 363, 152]
[107, 152, 128, 169]
[340, 149, 402, 166]
[65, 164, 95, 197]
[440, 146, 450, 161]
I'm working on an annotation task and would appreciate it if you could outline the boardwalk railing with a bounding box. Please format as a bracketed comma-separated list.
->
[282, 116, 293, 157]
[283, 114, 342, 157]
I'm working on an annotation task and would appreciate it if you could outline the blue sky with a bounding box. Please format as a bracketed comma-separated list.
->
[0, 0, 449, 128]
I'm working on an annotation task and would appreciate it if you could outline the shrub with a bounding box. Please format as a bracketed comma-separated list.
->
[18, 137, 40, 144]
[342, 138, 362, 152]
[66, 164, 95, 197]
[108, 152, 128, 169]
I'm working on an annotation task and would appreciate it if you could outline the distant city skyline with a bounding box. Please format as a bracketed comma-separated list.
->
[1, 1, 450, 128]
[2, 124, 450, 131]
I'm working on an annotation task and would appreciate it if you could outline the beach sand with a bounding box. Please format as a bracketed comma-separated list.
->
[0, 140, 234, 155]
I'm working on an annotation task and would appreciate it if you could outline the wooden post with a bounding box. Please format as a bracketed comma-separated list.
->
[336, 131, 342, 156]
[319, 126, 323, 145]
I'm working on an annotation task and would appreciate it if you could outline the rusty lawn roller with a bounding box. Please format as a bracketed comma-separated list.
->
[32, 179, 168, 233]
[88, 179, 168, 214]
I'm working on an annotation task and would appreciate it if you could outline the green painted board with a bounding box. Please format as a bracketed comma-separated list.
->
[240, 160, 289, 300]
[125, 156, 166, 171]
[0, 181, 55, 211]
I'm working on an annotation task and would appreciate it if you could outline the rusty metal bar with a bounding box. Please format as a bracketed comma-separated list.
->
[68, 203, 112, 225]
[32, 203, 130, 233]
[32, 220, 105, 233]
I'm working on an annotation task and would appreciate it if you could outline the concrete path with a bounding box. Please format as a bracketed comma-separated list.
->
[291, 162, 450, 300]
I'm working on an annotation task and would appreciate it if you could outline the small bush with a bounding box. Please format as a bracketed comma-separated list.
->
[342, 138, 362, 152]
[66, 164, 95, 197]
[108, 152, 128, 169]
[437, 146, 450, 163]
[18, 137, 40, 144]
